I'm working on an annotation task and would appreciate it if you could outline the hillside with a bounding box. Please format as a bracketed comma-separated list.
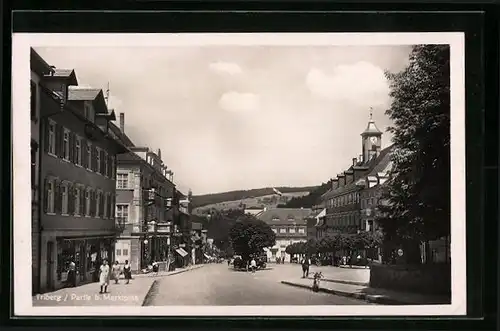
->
[193, 191, 310, 215]
[190, 186, 317, 208]
[279, 180, 333, 209]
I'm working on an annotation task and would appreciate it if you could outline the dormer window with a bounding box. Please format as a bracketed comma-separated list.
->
[272, 217, 280, 222]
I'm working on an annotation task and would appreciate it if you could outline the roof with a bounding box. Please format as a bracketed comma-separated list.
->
[53, 69, 74, 77]
[68, 87, 102, 101]
[322, 144, 394, 199]
[109, 122, 135, 147]
[257, 208, 312, 225]
[245, 206, 264, 210]
[361, 119, 383, 136]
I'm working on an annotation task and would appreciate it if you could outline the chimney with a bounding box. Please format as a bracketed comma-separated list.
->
[119, 113, 125, 132]
[352, 158, 357, 166]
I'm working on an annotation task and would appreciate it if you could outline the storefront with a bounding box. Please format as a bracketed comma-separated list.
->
[54, 236, 114, 289]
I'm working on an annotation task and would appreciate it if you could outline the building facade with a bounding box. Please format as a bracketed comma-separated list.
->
[257, 208, 311, 262]
[31, 49, 55, 294]
[113, 114, 178, 272]
[317, 113, 393, 239]
[36, 54, 128, 293]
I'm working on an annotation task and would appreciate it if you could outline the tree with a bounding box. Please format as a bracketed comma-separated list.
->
[228, 216, 276, 261]
[378, 45, 451, 262]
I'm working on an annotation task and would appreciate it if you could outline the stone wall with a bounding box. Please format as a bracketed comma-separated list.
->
[369, 263, 451, 296]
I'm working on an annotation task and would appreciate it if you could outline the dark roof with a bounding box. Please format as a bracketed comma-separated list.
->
[257, 208, 312, 225]
[322, 145, 394, 198]
[109, 122, 135, 147]
[68, 87, 102, 101]
[361, 119, 383, 136]
[245, 206, 264, 210]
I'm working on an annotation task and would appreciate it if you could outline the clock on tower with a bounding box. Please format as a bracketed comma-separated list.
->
[360, 108, 382, 162]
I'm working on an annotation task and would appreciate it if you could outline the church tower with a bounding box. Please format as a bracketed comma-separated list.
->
[361, 108, 382, 163]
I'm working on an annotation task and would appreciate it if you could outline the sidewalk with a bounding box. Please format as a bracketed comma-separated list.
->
[281, 277, 450, 305]
[309, 265, 370, 286]
[33, 264, 204, 307]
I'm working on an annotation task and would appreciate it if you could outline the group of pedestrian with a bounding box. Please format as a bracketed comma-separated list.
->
[98, 259, 132, 294]
[275, 256, 285, 264]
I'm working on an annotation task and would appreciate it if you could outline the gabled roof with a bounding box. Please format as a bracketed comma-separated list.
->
[30, 48, 54, 77]
[257, 208, 312, 225]
[44, 68, 78, 85]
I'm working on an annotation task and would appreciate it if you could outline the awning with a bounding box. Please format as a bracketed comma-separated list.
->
[204, 253, 211, 259]
[176, 248, 189, 257]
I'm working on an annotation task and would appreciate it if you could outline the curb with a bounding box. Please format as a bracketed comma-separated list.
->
[280, 281, 409, 305]
[307, 277, 369, 287]
[141, 265, 205, 306]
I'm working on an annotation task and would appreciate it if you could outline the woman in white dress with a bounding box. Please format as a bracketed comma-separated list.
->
[99, 259, 110, 294]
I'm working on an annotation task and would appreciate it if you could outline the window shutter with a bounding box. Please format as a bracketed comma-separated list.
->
[90, 190, 95, 217]
[43, 178, 49, 213]
[100, 150, 105, 175]
[91, 146, 97, 172]
[68, 184, 74, 215]
[43, 120, 50, 153]
[107, 154, 112, 177]
[80, 187, 85, 215]
[69, 133, 75, 163]
[83, 141, 89, 169]
[55, 124, 62, 157]
[54, 180, 62, 214]
[100, 193, 104, 217]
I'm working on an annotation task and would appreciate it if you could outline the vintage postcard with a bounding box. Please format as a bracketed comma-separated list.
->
[13, 32, 465, 316]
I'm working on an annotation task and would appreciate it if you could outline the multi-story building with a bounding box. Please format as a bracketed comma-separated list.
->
[113, 113, 179, 272]
[317, 113, 393, 238]
[31, 48, 55, 294]
[257, 208, 311, 262]
[36, 53, 129, 293]
[306, 203, 326, 240]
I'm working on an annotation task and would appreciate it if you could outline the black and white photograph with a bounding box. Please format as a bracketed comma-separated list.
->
[13, 32, 465, 316]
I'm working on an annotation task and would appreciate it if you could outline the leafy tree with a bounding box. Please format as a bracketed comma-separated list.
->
[377, 45, 450, 262]
[228, 216, 276, 261]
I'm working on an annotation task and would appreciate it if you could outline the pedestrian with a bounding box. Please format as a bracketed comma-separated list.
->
[123, 260, 132, 284]
[250, 257, 257, 273]
[152, 261, 159, 276]
[99, 259, 110, 294]
[301, 256, 311, 278]
[66, 261, 76, 287]
[112, 261, 121, 284]
[227, 258, 231, 266]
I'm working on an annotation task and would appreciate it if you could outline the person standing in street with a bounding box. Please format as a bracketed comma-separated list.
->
[301, 256, 311, 278]
[99, 259, 110, 294]
[123, 260, 132, 284]
[250, 257, 257, 273]
[112, 261, 121, 284]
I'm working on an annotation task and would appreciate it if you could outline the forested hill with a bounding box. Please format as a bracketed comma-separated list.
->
[191, 186, 317, 208]
[279, 180, 333, 208]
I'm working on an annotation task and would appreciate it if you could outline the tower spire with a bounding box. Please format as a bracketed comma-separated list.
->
[369, 107, 373, 120]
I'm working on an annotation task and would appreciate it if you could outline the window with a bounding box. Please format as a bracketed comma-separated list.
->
[289, 228, 296, 234]
[84, 102, 94, 122]
[116, 249, 122, 256]
[30, 81, 37, 121]
[103, 193, 108, 219]
[48, 121, 56, 155]
[75, 136, 82, 166]
[31, 145, 36, 188]
[104, 151, 108, 176]
[117, 173, 128, 189]
[96, 191, 101, 217]
[122, 249, 129, 256]
[279, 228, 286, 233]
[46, 180, 55, 213]
[96, 148, 101, 174]
[86, 143, 92, 170]
[62, 129, 70, 160]
[85, 189, 91, 216]
[61, 184, 69, 214]
[272, 228, 277, 233]
[110, 156, 115, 178]
[74, 187, 81, 216]
[272, 217, 280, 222]
[298, 227, 305, 234]
[116, 204, 129, 225]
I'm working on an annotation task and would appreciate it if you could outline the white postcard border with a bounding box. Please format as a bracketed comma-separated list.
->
[12, 32, 466, 316]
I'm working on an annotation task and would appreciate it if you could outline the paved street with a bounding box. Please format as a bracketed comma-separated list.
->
[145, 263, 374, 305]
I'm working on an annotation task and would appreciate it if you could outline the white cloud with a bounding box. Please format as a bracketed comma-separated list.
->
[305, 61, 390, 107]
[219, 92, 260, 112]
[209, 61, 243, 75]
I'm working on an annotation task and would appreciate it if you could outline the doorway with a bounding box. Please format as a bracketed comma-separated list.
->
[46, 241, 54, 290]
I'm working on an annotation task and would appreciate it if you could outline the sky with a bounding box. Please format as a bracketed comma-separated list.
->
[36, 45, 412, 195]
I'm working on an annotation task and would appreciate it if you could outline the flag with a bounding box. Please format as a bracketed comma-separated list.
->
[272, 187, 283, 196]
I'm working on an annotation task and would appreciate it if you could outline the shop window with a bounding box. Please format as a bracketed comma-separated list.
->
[116, 249, 122, 256]
[122, 249, 129, 256]
[57, 240, 75, 282]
